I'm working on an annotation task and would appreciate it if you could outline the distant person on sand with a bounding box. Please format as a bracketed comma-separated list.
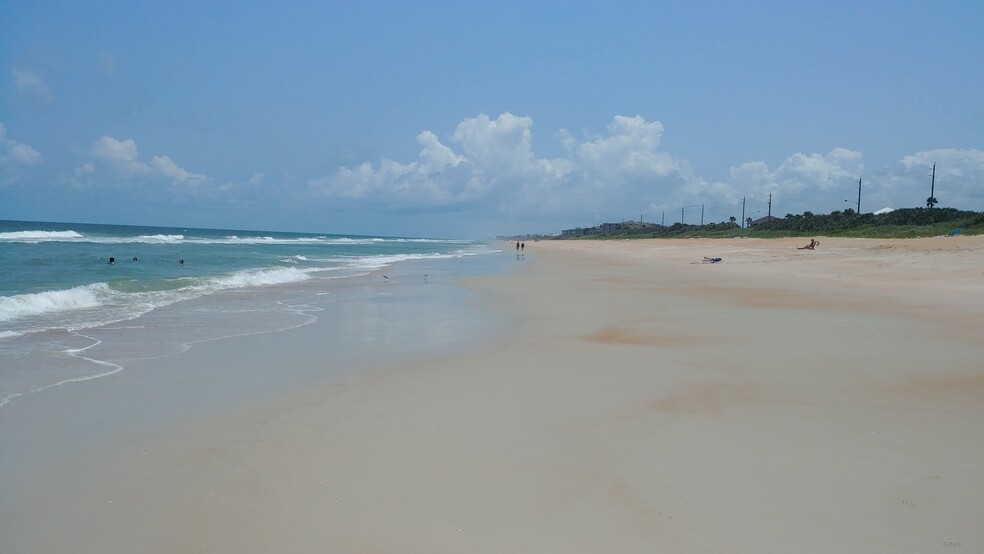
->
[516, 241, 520, 251]
[797, 239, 819, 250]
[521, 242, 525, 251]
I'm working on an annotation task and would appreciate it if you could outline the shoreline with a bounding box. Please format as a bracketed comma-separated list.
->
[2, 237, 982, 553]
[0, 247, 506, 411]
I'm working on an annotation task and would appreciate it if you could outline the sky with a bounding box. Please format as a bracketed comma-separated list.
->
[1, 0, 982, 238]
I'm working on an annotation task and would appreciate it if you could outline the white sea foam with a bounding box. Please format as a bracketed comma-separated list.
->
[344, 252, 459, 271]
[0, 283, 110, 322]
[135, 234, 184, 243]
[0, 266, 312, 333]
[208, 266, 312, 289]
[0, 229, 478, 247]
[0, 332, 125, 408]
[0, 230, 85, 242]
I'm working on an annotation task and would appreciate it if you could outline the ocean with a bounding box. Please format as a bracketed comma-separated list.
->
[0, 220, 500, 408]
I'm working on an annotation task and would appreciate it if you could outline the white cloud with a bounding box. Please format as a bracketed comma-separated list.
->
[6, 142, 43, 165]
[310, 111, 980, 226]
[308, 113, 730, 222]
[309, 125, 482, 207]
[730, 148, 864, 198]
[12, 70, 53, 103]
[90, 136, 151, 177]
[880, 148, 984, 209]
[416, 130, 463, 173]
[576, 115, 670, 178]
[900, 148, 984, 175]
[76, 136, 209, 190]
[93, 136, 142, 162]
[151, 155, 207, 186]
[452, 112, 533, 173]
[728, 147, 984, 215]
[0, 122, 42, 165]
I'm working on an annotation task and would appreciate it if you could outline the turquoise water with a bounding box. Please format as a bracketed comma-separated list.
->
[0, 220, 499, 407]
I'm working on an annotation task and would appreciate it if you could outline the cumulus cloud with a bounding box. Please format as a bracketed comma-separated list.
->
[727, 148, 865, 215]
[308, 112, 731, 221]
[91, 136, 150, 176]
[75, 135, 208, 190]
[576, 115, 670, 178]
[881, 148, 984, 209]
[0, 122, 42, 165]
[309, 127, 481, 207]
[727, 146, 984, 215]
[451, 112, 532, 173]
[900, 148, 984, 175]
[297, 113, 984, 227]
[730, 148, 863, 194]
[12, 70, 53, 103]
[151, 155, 207, 186]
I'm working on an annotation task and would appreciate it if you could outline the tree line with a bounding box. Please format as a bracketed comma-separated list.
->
[557, 207, 983, 239]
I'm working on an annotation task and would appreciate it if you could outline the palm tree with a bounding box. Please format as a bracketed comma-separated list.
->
[926, 196, 938, 208]
[729, 216, 737, 224]
[746, 216, 753, 227]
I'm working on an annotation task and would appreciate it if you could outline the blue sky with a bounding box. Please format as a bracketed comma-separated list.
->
[2, 0, 982, 238]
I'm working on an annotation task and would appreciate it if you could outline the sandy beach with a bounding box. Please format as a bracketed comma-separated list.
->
[2, 236, 982, 553]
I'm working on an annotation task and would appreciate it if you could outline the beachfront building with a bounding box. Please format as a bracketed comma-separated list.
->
[560, 227, 589, 237]
[749, 215, 780, 227]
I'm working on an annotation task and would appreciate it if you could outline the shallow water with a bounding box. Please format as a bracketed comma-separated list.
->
[0, 220, 502, 408]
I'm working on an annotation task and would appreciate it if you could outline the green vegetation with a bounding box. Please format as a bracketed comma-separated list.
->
[558, 208, 984, 239]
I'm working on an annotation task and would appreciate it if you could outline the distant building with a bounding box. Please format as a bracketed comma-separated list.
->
[749, 215, 779, 226]
[598, 222, 624, 235]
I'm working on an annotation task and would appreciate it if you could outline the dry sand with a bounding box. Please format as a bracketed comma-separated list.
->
[4, 236, 983, 553]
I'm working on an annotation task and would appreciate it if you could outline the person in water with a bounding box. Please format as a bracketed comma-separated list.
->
[108, 257, 115, 265]
[179, 259, 185, 266]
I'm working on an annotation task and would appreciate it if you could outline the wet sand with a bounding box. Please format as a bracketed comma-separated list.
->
[2, 236, 982, 553]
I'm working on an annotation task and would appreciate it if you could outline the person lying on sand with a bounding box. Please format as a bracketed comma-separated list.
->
[797, 239, 819, 250]
[702, 257, 723, 263]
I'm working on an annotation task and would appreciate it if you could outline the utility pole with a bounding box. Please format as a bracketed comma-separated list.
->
[857, 176, 862, 213]
[661, 211, 665, 226]
[767, 192, 772, 219]
[741, 197, 746, 228]
[681, 207, 685, 224]
[700, 204, 705, 225]
[930, 163, 936, 208]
